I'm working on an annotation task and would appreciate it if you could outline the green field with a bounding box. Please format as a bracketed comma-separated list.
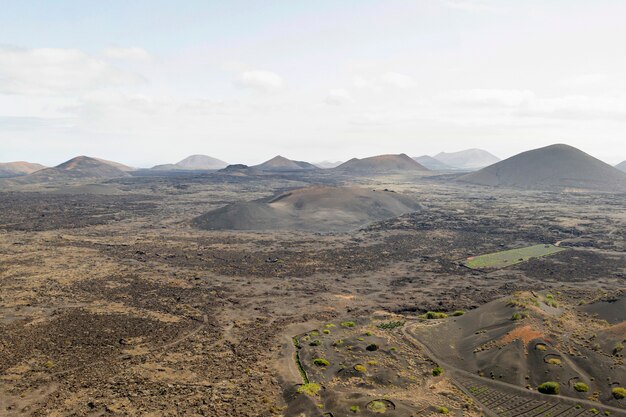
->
[464, 244, 566, 269]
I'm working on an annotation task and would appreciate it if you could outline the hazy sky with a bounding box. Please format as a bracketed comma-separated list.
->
[1, 0, 626, 167]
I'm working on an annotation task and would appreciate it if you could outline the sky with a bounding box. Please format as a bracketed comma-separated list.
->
[1, 0, 626, 167]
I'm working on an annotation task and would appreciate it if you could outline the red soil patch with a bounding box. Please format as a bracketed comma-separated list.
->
[499, 325, 544, 346]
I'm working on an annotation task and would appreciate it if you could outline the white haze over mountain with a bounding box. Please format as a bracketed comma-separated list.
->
[1, 1, 625, 167]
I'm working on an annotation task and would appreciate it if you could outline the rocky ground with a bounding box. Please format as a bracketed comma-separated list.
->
[0, 171, 624, 416]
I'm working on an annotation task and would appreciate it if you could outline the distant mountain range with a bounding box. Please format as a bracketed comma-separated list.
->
[12, 156, 131, 183]
[253, 155, 318, 171]
[152, 154, 229, 171]
[432, 149, 500, 170]
[0, 161, 46, 178]
[411, 155, 455, 171]
[335, 154, 427, 173]
[616, 161, 626, 173]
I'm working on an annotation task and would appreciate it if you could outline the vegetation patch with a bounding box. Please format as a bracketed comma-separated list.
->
[341, 321, 356, 328]
[354, 364, 366, 373]
[432, 366, 443, 376]
[612, 387, 626, 399]
[437, 406, 449, 414]
[377, 320, 404, 330]
[464, 244, 565, 269]
[367, 400, 394, 413]
[313, 358, 330, 367]
[297, 383, 321, 396]
[537, 381, 560, 395]
[574, 382, 589, 392]
[420, 311, 448, 319]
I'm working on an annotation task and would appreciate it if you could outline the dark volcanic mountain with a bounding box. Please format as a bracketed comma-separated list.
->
[434, 148, 500, 170]
[94, 158, 135, 172]
[616, 161, 626, 172]
[19, 156, 131, 182]
[194, 186, 422, 232]
[460, 144, 626, 191]
[253, 155, 318, 171]
[335, 154, 427, 173]
[412, 155, 455, 171]
[0, 161, 46, 178]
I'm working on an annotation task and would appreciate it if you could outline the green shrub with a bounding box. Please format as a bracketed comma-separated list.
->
[341, 321, 356, 327]
[313, 358, 330, 367]
[613, 343, 624, 355]
[365, 331, 373, 336]
[323, 329, 330, 334]
[368, 401, 387, 413]
[612, 387, 626, 399]
[350, 405, 360, 413]
[511, 312, 523, 321]
[537, 381, 560, 395]
[452, 310, 465, 316]
[377, 320, 404, 330]
[437, 406, 449, 414]
[309, 339, 321, 346]
[297, 383, 321, 396]
[310, 331, 319, 336]
[332, 339, 343, 346]
[432, 367, 443, 376]
[421, 311, 448, 319]
[354, 364, 366, 373]
[574, 382, 589, 392]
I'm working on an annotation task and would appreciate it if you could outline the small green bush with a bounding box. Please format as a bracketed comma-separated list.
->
[511, 312, 523, 321]
[432, 367, 443, 376]
[437, 406, 449, 414]
[354, 364, 366, 373]
[612, 387, 626, 399]
[368, 401, 387, 413]
[309, 339, 321, 346]
[537, 381, 560, 395]
[452, 310, 465, 316]
[313, 358, 330, 367]
[573, 382, 589, 392]
[332, 339, 343, 346]
[297, 383, 321, 396]
[323, 329, 330, 334]
[350, 405, 360, 413]
[341, 321, 356, 327]
[421, 311, 448, 319]
[613, 343, 624, 355]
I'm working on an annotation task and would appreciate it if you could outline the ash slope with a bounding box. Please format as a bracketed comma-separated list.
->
[616, 161, 626, 173]
[194, 186, 421, 232]
[335, 153, 427, 173]
[460, 144, 626, 191]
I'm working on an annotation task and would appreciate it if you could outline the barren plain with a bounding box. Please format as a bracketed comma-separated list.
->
[0, 170, 624, 416]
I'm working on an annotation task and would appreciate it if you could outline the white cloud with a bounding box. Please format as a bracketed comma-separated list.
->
[380, 72, 416, 88]
[324, 89, 354, 105]
[440, 89, 535, 107]
[436, 0, 497, 12]
[236, 70, 284, 92]
[560, 73, 609, 88]
[103, 46, 151, 61]
[353, 75, 382, 91]
[0, 46, 144, 96]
